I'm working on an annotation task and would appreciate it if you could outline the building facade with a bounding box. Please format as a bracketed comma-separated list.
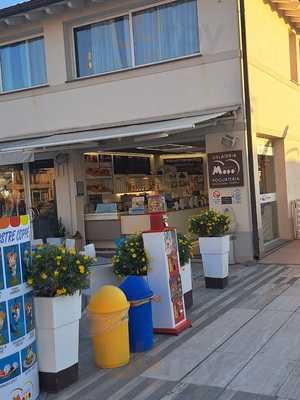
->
[0, 0, 298, 262]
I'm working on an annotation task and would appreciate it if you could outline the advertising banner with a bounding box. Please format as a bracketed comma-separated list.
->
[0, 216, 39, 400]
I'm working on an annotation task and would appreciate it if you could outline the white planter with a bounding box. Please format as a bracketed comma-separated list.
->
[180, 260, 192, 295]
[199, 235, 230, 288]
[180, 259, 193, 309]
[34, 292, 82, 392]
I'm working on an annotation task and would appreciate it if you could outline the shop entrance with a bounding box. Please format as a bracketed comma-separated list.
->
[258, 139, 280, 248]
[28, 160, 60, 240]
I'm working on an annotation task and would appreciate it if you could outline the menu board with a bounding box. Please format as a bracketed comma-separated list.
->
[164, 158, 203, 175]
[164, 230, 185, 324]
[0, 216, 39, 400]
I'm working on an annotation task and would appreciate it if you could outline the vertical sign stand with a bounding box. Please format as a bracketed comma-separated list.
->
[143, 206, 191, 335]
[0, 215, 39, 400]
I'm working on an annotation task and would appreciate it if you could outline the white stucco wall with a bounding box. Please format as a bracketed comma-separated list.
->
[0, 0, 242, 140]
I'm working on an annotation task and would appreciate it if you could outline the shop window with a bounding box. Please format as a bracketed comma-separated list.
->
[132, 0, 199, 65]
[289, 30, 298, 83]
[0, 37, 47, 93]
[74, 0, 200, 78]
[29, 160, 59, 240]
[0, 165, 26, 217]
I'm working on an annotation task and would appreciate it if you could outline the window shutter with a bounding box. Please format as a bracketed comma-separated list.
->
[289, 30, 298, 83]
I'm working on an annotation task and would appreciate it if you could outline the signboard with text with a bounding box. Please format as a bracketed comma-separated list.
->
[208, 150, 244, 188]
[0, 216, 39, 400]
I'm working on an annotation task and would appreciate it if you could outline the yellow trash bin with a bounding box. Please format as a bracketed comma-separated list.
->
[87, 285, 130, 369]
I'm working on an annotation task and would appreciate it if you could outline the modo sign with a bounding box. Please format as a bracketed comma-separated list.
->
[0, 216, 39, 400]
[208, 150, 244, 188]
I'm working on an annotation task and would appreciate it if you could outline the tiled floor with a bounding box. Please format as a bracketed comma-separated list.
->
[40, 262, 300, 400]
[261, 241, 300, 265]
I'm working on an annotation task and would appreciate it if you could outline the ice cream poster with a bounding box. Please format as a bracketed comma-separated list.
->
[0, 216, 39, 400]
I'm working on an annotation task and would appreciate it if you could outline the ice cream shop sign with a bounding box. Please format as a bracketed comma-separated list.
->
[208, 150, 244, 188]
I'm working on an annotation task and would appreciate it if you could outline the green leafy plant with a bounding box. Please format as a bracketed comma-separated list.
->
[189, 209, 231, 237]
[112, 234, 149, 278]
[27, 245, 93, 297]
[177, 233, 194, 266]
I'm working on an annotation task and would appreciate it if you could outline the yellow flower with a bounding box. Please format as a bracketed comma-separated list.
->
[36, 254, 42, 259]
[27, 278, 33, 286]
[54, 270, 59, 277]
[79, 265, 85, 274]
[84, 256, 89, 261]
[132, 254, 137, 258]
[76, 260, 81, 265]
[69, 248, 76, 255]
[56, 256, 62, 260]
[56, 261, 61, 266]
[41, 272, 47, 280]
[56, 288, 67, 296]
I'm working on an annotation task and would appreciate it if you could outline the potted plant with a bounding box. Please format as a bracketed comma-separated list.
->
[189, 209, 231, 289]
[112, 234, 150, 278]
[177, 233, 194, 308]
[27, 245, 92, 393]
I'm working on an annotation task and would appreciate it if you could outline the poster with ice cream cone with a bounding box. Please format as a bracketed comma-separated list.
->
[0, 216, 39, 400]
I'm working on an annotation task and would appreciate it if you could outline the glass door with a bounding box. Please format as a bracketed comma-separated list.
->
[29, 160, 59, 240]
[258, 140, 279, 245]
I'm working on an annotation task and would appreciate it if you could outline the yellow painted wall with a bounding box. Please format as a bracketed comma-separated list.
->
[244, 0, 300, 243]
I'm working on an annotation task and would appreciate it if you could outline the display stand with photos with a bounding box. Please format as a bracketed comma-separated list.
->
[0, 215, 39, 400]
[143, 196, 191, 335]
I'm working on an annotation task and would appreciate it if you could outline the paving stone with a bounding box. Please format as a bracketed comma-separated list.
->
[173, 384, 223, 400]
[218, 310, 292, 356]
[264, 295, 300, 312]
[231, 391, 277, 399]
[282, 286, 300, 297]
[277, 363, 300, 399]
[183, 352, 251, 388]
[260, 312, 300, 361]
[142, 308, 257, 381]
[228, 353, 297, 396]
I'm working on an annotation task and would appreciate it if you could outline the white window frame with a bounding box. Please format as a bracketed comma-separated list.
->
[72, 0, 201, 80]
[0, 35, 48, 94]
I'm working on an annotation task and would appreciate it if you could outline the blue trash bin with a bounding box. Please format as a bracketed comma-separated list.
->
[119, 276, 154, 353]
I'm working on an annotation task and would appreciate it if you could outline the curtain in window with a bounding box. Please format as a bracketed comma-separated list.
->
[28, 37, 47, 86]
[133, 0, 200, 65]
[0, 38, 47, 92]
[90, 16, 132, 75]
[0, 42, 29, 91]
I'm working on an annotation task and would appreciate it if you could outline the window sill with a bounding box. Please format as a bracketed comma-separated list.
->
[0, 84, 49, 96]
[66, 53, 202, 84]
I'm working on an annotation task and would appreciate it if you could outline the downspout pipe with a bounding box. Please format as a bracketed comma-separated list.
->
[239, 0, 260, 259]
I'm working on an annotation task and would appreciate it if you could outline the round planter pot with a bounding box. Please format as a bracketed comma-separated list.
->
[180, 260, 193, 309]
[34, 292, 82, 393]
[199, 235, 230, 289]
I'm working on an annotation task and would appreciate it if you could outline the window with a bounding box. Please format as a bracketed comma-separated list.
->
[133, 0, 199, 65]
[0, 165, 26, 217]
[74, 0, 200, 78]
[75, 16, 132, 77]
[0, 37, 47, 93]
[289, 30, 298, 83]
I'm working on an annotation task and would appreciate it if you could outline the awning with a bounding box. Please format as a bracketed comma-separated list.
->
[0, 151, 34, 166]
[0, 108, 238, 164]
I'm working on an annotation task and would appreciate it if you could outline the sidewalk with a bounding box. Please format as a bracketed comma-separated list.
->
[40, 262, 300, 400]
